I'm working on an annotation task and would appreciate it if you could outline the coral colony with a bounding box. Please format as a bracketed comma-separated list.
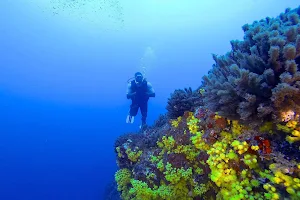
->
[113, 7, 300, 200]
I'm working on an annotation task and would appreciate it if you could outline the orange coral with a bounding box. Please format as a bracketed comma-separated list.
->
[254, 136, 272, 154]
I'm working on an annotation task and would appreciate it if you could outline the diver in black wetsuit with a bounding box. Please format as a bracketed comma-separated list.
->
[126, 72, 155, 130]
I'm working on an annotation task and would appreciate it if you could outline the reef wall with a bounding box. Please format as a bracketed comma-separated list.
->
[113, 7, 300, 200]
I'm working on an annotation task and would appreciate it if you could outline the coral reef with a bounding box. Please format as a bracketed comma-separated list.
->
[115, 110, 300, 199]
[166, 87, 204, 119]
[202, 7, 300, 125]
[153, 114, 169, 128]
[113, 6, 300, 200]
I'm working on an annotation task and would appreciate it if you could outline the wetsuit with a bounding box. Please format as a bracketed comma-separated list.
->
[127, 79, 155, 125]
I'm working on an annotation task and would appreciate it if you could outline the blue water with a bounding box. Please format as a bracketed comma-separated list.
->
[1, 0, 299, 199]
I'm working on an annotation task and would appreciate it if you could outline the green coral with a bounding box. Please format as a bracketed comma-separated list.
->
[259, 122, 274, 134]
[115, 111, 300, 199]
[129, 179, 157, 200]
[116, 146, 122, 158]
[157, 136, 175, 153]
[164, 162, 193, 184]
[171, 116, 182, 128]
[157, 159, 164, 172]
[193, 183, 209, 196]
[231, 140, 249, 155]
[187, 114, 200, 134]
[115, 168, 132, 199]
[126, 147, 143, 162]
[173, 144, 200, 161]
[243, 154, 259, 169]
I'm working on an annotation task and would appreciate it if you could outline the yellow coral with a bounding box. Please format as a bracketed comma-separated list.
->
[195, 167, 204, 175]
[125, 147, 143, 162]
[115, 168, 132, 199]
[174, 144, 200, 161]
[286, 135, 300, 143]
[277, 121, 300, 143]
[115, 168, 132, 191]
[287, 120, 298, 128]
[171, 116, 182, 128]
[231, 120, 244, 137]
[199, 88, 205, 95]
[214, 113, 222, 120]
[277, 123, 292, 133]
[116, 146, 123, 158]
[259, 122, 273, 134]
[263, 183, 280, 199]
[231, 140, 249, 155]
[206, 136, 267, 199]
[129, 179, 156, 200]
[272, 171, 300, 195]
[164, 162, 193, 184]
[243, 154, 258, 169]
[260, 165, 300, 199]
[187, 115, 200, 134]
[116, 110, 300, 200]
[157, 136, 175, 153]
[191, 131, 210, 151]
[251, 145, 260, 151]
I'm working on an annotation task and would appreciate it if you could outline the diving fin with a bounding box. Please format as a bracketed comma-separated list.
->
[126, 115, 134, 124]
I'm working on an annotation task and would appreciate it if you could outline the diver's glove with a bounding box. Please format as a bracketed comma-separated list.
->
[127, 92, 136, 99]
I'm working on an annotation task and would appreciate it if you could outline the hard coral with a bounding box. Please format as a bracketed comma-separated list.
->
[202, 7, 300, 125]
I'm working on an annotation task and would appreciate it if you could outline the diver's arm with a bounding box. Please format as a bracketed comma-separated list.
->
[126, 83, 136, 99]
[146, 82, 155, 97]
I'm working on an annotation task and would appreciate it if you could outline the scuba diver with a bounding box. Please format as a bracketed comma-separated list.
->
[126, 72, 155, 130]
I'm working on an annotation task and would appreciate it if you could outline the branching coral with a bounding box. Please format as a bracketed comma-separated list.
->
[202, 7, 300, 125]
[166, 87, 203, 119]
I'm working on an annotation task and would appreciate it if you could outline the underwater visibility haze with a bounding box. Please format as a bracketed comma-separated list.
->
[1, 0, 300, 199]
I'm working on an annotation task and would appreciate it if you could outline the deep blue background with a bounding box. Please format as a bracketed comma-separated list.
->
[0, 0, 299, 199]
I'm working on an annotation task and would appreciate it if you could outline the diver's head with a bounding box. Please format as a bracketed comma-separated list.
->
[135, 72, 144, 83]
